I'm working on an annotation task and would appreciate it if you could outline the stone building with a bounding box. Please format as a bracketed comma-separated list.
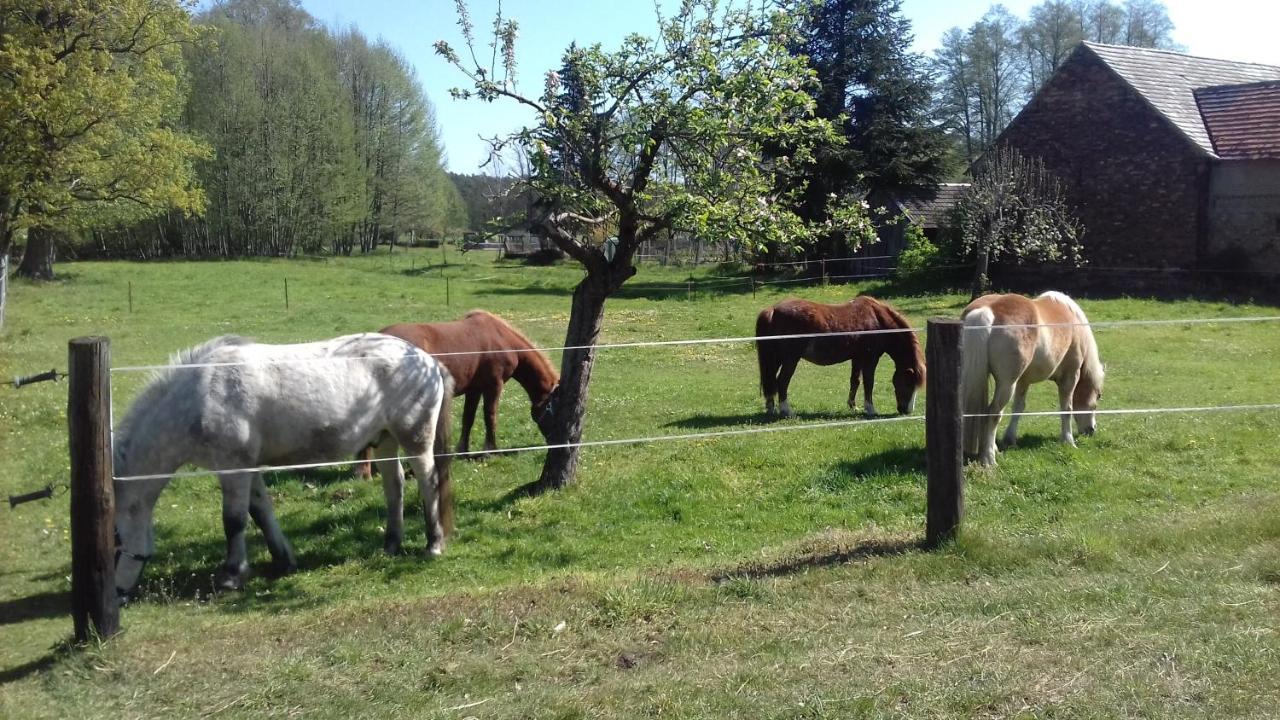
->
[995, 42, 1280, 271]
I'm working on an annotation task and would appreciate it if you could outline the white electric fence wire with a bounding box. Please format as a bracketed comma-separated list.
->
[108, 314, 1280, 374]
[963, 403, 1280, 419]
[109, 327, 923, 373]
[110, 414, 924, 482]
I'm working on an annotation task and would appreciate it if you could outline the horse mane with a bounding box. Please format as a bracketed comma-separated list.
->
[114, 335, 253, 466]
[465, 310, 559, 383]
[1039, 291, 1105, 389]
[866, 297, 926, 386]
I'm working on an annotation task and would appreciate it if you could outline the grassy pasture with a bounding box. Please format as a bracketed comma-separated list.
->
[1, 249, 1279, 718]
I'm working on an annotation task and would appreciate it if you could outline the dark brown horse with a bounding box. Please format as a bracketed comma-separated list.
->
[357, 311, 558, 474]
[755, 296, 925, 417]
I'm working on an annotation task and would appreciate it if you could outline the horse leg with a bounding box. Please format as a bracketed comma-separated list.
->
[861, 353, 882, 417]
[407, 452, 444, 556]
[482, 384, 503, 454]
[247, 472, 296, 575]
[374, 434, 406, 555]
[980, 378, 1016, 466]
[458, 391, 480, 457]
[999, 379, 1031, 450]
[776, 355, 801, 418]
[217, 471, 255, 590]
[847, 359, 862, 412]
[1056, 370, 1081, 447]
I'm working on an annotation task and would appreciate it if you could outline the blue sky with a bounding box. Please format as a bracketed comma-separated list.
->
[297, 0, 1280, 173]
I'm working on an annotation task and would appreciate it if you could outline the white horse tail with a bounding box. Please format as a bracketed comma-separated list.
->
[961, 306, 995, 456]
[434, 368, 456, 536]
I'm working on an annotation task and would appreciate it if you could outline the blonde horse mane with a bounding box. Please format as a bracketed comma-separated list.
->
[1040, 291, 1104, 392]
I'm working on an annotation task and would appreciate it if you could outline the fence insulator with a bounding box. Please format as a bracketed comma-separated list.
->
[11, 368, 61, 388]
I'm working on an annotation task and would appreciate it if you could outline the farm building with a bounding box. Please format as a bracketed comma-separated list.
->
[867, 183, 969, 257]
[995, 42, 1280, 272]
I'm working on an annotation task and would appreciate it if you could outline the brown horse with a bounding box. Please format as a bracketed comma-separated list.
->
[755, 296, 925, 418]
[357, 311, 558, 474]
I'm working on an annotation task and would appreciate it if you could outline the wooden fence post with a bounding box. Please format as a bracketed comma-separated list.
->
[821, 259, 828, 286]
[925, 318, 964, 548]
[69, 337, 119, 642]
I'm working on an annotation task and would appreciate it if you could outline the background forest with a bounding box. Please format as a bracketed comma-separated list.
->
[86, 0, 464, 259]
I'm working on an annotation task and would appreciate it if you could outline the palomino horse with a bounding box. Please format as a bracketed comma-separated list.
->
[755, 296, 926, 417]
[368, 310, 558, 462]
[961, 291, 1105, 466]
[112, 334, 454, 600]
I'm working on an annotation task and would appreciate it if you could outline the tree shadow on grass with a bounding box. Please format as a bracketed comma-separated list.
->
[712, 537, 920, 581]
[0, 652, 61, 684]
[0, 590, 70, 627]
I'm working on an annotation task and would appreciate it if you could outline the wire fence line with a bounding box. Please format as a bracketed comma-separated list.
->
[108, 399, 1280, 483]
[109, 414, 925, 482]
[108, 327, 924, 374]
[962, 403, 1280, 420]
[107, 314, 1280, 374]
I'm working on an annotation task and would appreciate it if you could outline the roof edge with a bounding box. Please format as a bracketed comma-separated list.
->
[1081, 41, 1280, 74]
[1078, 43, 1218, 159]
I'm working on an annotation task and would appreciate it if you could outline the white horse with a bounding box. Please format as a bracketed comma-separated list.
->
[961, 291, 1105, 466]
[112, 333, 454, 600]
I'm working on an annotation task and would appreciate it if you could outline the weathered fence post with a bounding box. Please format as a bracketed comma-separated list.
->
[925, 318, 964, 548]
[68, 337, 119, 642]
[445, 276, 451, 306]
[127, 281, 133, 314]
[821, 259, 828, 286]
[283, 278, 290, 311]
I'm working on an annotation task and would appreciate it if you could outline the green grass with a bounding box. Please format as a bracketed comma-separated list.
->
[2, 249, 1279, 718]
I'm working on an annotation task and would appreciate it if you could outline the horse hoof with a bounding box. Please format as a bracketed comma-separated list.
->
[270, 557, 298, 577]
[384, 539, 403, 556]
[426, 543, 445, 558]
[216, 564, 250, 591]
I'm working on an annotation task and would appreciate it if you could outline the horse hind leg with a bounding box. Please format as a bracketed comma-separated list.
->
[248, 472, 296, 575]
[407, 451, 444, 556]
[374, 433, 407, 555]
[776, 355, 801, 418]
[999, 380, 1031, 450]
[980, 378, 1016, 467]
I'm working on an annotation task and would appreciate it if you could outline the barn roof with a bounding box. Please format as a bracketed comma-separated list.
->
[1083, 43, 1280, 157]
[887, 183, 969, 228]
[1195, 81, 1280, 159]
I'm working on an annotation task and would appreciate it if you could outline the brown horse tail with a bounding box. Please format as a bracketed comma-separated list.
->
[756, 307, 778, 400]
[434, 368, 456, 536]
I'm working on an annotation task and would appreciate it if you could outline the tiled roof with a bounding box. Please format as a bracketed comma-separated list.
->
[1195, 81, 1280, 159]
[893, 183, 969, 228]
[1084, 42, 1280, 157]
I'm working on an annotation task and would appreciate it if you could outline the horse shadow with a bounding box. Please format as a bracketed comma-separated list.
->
[135, 500, 398, 611]
[663, 409, 862, 430]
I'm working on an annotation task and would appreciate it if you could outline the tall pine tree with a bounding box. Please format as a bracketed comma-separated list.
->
[785, 0, 950, 257]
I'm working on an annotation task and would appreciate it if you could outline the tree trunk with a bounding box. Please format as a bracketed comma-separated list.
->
[0, 253, 8, 330]
[17, 226, 56, 280]
[535, 276, 609, 491]
[971, 243, 991, 300]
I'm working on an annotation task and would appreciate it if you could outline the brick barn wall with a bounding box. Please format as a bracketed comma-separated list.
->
[997, 48, 1210, 268]
[1209, 160, 1280, 272]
